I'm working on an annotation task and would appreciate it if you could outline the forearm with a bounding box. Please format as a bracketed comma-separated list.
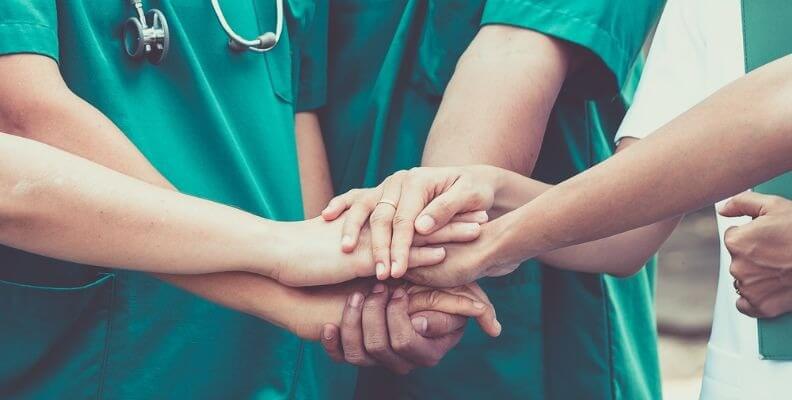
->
[491, 54, 792, 264]
[0, 133, 287, 275]
[295, 112, 334, 217]
[489, 163, 679, 275]
[0, 55, 306, 329]
[421, 25, 574, 172]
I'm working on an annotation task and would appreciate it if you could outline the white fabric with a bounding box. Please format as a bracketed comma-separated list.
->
[615, 1, 792, 398]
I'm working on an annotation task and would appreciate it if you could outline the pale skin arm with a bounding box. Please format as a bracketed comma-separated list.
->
[295, 112, 335, 218]
[403, 53, 792, 287]
[498, 138, 681, 275]
[0, 54, 457, 333]
[491, 53, 792, 264]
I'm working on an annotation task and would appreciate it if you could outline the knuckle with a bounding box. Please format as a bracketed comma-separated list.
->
[723, 228, 744, 254]
[344, 352, 365, 365]
[369, 210, 392, 226]
[427, 290, 443, 308]
[364, 336, 389, 354]
[390, 333, 412, 353]
[392, 214, 413, 228]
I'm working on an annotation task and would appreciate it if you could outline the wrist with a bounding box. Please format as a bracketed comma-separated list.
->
[240, 219, 296, 280]
[483, 213, 538, 270]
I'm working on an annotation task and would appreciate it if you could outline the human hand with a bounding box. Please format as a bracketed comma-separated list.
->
[321, 166, 504, 279]
[403, 221, 521, 288]
[272, 215, 480, 287]
[318, 281, 499, 374]
[720, 192, 792, 318]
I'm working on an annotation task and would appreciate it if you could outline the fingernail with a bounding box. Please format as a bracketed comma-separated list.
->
[322, 325, 335, 341]
[411, 317, 428, 334]
[372, 283, 385, 293]
[392, 287, 406, 299]
[494, 319, 502, 335]
[473, 301, 486, 309]
[350, 293, 363, 307]
[341, 235, 354, 248]
[434, 247, 446, 257]
[376, 263, 386, 279]
[390, 261, 399, 276]
[416, 215, 435, 231]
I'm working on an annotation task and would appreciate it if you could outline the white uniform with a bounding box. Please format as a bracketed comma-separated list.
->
[615, 1, 792, 398]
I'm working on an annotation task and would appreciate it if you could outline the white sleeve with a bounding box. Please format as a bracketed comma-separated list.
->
[615, 0, 710, 141]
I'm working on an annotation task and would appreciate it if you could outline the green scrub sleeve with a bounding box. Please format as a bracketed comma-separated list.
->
[480, 0, 663, 98]
[295, 0, 328, 112]
[0, 1, 59, 61]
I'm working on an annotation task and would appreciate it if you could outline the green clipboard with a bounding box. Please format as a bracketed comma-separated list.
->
[742, 0, 792, 360]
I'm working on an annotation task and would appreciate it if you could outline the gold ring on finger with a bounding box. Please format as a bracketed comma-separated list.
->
[377, 199, 398, 209]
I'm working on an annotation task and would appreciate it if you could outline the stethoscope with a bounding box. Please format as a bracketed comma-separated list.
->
[122, 0, 284, 65]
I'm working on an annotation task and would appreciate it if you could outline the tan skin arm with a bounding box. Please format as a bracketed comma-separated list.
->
[295, 112, 335, 217]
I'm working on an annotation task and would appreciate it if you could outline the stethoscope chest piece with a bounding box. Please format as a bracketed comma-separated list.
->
[123, 8, 170, 65]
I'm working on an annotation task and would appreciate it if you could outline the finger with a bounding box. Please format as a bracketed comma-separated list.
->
[361, 284, 415, 374]
[736, 297, 761, 318]
[719, 191, 770, 218]
[410, 311, 468, 338]
[391, 175, 434, 279]
[406, 247, 446, 268]
[415, 185, 483, 235]
[340, 292, 377, 366]
[407, 289, 501, 337]
[450, 210, 489, 224]
[747, 288, 792, 319]
[412, 222, 481, 246]
[387, 288, 445, 367]
[320, 324, 344, 363]
[370, 180, 403, 280]
[322, 192, 354, 221]
[341, 202, 375, 253]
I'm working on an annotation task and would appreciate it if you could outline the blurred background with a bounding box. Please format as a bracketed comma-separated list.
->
[656, 206, 720, 399]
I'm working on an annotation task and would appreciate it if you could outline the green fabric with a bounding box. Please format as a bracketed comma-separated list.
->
[288, 0, 328, 111]
[741, 0, 792, 361]
[0, 1, 352, 399]
[320, 0, 663, 398]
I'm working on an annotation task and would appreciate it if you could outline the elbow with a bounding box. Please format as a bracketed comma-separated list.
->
[606, 257, 653, 278]
[0, 90, 74, 139]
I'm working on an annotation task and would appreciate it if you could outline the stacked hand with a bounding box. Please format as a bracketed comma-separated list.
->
[722, 192, 792, 318]
[321, 166, 522, 287]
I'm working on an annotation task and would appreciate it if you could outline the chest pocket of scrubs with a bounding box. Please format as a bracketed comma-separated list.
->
[409, 0, 481, 97]
[0, 248, 115, 398]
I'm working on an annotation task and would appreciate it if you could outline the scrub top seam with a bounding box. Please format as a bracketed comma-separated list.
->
[286, 340, 306, 399]
[95, 274, 118, 400]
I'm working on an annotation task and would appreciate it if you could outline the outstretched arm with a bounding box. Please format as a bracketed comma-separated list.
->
[403, 54, 792, 287]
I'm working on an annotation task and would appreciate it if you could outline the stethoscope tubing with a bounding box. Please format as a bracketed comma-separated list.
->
[210, 0, 283, 52]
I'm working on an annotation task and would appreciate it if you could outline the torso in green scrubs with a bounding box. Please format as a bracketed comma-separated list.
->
[320, 1, 663, 398]
[0, 1, 350, 399]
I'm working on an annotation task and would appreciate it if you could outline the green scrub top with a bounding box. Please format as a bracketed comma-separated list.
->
[0, 1, 351, 399]
[320, 1, 663, 399]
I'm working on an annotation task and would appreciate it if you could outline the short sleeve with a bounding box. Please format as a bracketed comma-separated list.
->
[293, 0, 328, 112]
[615, 0, 709, 142]
[480, 0, 664, 98]
[0, 1, 59, 61]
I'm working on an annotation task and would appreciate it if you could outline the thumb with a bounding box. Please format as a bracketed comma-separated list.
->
[416, 186, 484, 235]
[719, 191, 769, 219]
